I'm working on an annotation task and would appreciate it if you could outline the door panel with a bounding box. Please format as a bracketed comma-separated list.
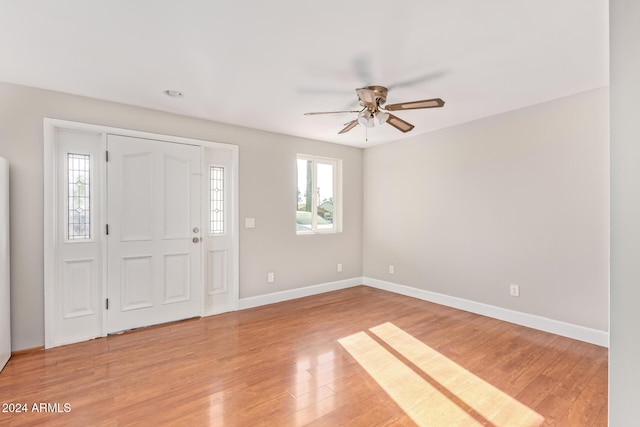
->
[62, 258, 95, 318]
[164, 253, 191, 303]
[163, 155, 192, 239]
[207, 249, 228, 295]
[52, 130, 103, 346]
[120, 255, 153, 310]
[120, 152, 154, 241]
[203, 147, 235, 314]
[107, 134, 202, 333]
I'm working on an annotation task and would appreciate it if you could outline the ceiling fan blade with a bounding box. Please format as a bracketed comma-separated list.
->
[387, 70, 448, 90]
[338, 120, 358, 134]
[352, 54, 373, 85]
[304, 110, 360, 115]
[386, 114, 415, 133]
[385, 98, 445, 111]
[356, 88, 377, 107]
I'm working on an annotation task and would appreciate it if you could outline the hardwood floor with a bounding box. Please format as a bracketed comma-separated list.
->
[0, 286, 607, 426]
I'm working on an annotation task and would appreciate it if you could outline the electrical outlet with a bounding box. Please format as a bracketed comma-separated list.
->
[267, 272, 275, 283]
[510, 284, 520, 297]
[389, 265, 395, 274]
[337, 263, 343, 272]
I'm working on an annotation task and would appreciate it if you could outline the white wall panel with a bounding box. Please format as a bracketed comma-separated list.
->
[0, 157, 10, 371]
[610, 0, 640, 421]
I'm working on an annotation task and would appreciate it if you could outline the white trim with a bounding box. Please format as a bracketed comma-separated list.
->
[43, 123, 56, 349]
[99, 133, 108, 338]
[236, 276, 609, 347]
[363, 277, 609, 348]
[44, 118, 230, 148]
[0, 157, 10, 371]
[238, 277, 362, 310]
[230, 147, 239, 310]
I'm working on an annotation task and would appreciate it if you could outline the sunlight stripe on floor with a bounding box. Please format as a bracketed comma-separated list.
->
[338, 331, 483, 427]
[369, 322, 544, 427]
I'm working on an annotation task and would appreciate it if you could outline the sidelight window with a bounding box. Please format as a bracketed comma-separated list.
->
[209, 165, 225, 234]
[67, 153, 92, 240]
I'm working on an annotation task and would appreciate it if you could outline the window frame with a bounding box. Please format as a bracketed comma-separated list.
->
[296, 154, 342, 235]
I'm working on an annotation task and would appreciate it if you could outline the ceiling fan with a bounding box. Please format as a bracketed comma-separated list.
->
[304, 85, 445, 135]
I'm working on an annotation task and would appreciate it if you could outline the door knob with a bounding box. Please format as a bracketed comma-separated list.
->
[193, 237, 201, 243]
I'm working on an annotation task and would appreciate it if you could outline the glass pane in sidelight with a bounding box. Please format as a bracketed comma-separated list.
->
[210, 166, 225, 234]
[67, 153, 91, 240]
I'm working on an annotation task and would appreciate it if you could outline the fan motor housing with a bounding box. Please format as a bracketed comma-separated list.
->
[364, 85, 388, 106]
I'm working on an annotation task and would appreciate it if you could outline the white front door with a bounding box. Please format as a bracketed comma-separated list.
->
[106, 134, 202, 333]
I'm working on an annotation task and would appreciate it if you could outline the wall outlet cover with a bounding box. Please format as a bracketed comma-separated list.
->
[510, 284, 520, 297]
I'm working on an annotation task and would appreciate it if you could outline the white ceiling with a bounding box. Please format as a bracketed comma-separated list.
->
[0, 1, 609, 147]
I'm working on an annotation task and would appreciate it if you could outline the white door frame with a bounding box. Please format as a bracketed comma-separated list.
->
[44, 118, 239, 348]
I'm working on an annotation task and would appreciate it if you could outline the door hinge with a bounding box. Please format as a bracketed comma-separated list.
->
[106, 298, 109, 310]
[106, 224, 109, 235]
[106, 150, 109, 162]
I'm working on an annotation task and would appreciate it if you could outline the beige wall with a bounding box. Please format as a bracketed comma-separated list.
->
[364, 88, 609, 331]
[610, 0, 640, 422]
[0, 82, 363, 350]
[0, 80, 611, 353]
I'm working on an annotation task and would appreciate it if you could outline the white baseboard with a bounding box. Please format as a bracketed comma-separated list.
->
[363, 277, 609, 348]
[234, 276, 608, 347]
[238, 277, 362, 310]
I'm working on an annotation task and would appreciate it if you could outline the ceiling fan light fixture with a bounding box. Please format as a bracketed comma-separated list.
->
[304, 85, 445, 135]
[358, 110, 375, 127]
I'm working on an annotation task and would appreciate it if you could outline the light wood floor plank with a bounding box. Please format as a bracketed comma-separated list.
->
[0, 286, 607, 426]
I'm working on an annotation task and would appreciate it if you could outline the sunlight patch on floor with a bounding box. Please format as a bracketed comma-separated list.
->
[339, 331, 482, 426]
[339, 322, 545, 427]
